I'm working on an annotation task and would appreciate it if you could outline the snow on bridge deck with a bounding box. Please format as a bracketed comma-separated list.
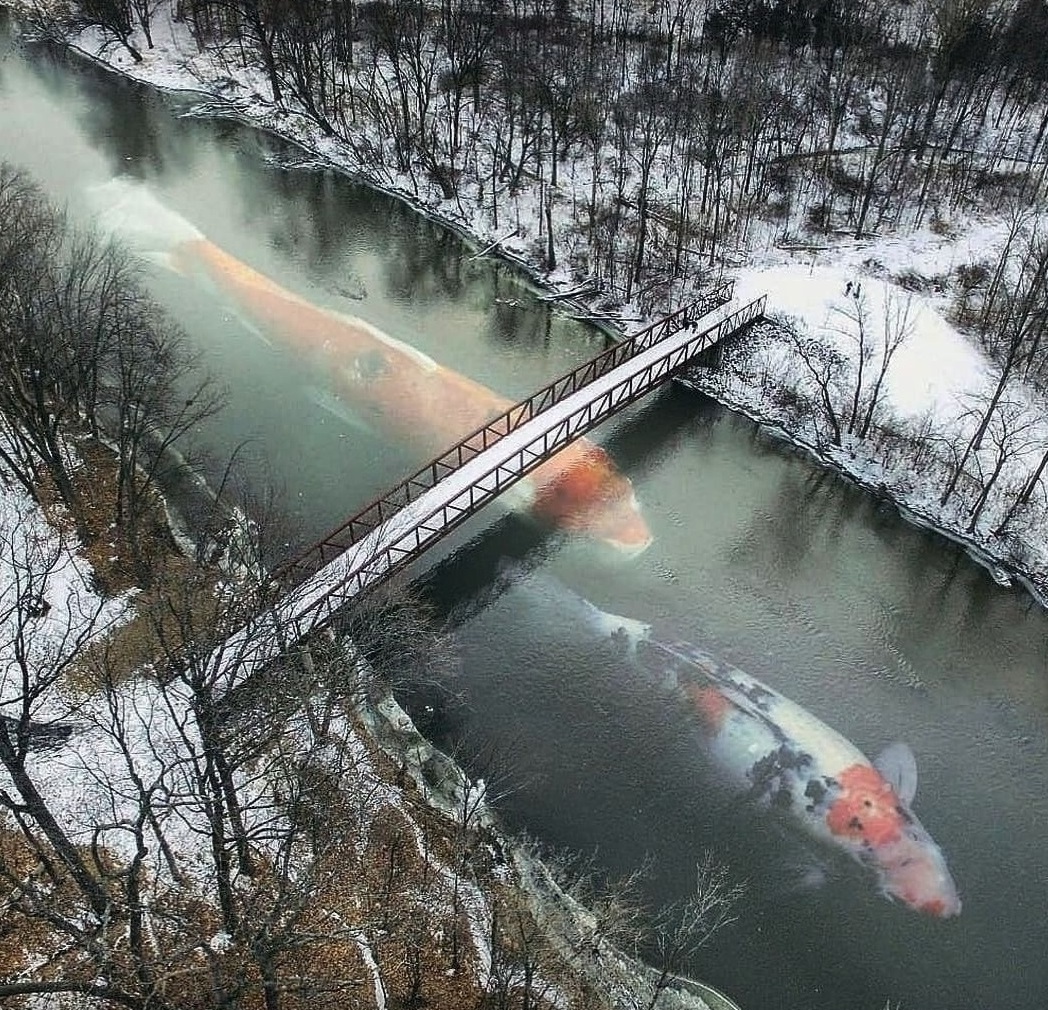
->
[208, 293, 766, 687]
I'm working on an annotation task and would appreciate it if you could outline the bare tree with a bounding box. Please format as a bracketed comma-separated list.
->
[0, 512, 128, 999]
[957, 392, 1041, 532]
[105, 297, 226, 583]
[0, 164, 225, 566]
[72, 0, 145, 62]
[941, 225, 1048, 506]
[362, 0, 443, 189]
[852, 52, 923, 238]
[0, 166, 87, 523]
[827, 285, 914, 440]
[644, 851, 744, 1010]
[993, 438, 1048, 538]
[783, 318, 847, 446]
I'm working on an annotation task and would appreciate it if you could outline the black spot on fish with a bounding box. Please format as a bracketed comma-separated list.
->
[804, 776, 830, 812]
[737, 680, 777, 711]
[748, 743, 813, 808]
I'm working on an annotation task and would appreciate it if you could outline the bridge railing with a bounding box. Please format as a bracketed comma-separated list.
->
[275, 280, 735, 584]
[285, 295, 767, 630]
[211, 295, 766, 688]
[277, 293, 764, 599]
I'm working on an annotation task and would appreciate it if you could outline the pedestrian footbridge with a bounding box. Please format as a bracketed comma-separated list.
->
[210, 284, 766, 684]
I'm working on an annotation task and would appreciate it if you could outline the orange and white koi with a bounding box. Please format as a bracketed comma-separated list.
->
[644, 640, 961, 917]
[88, 179, 652, 554]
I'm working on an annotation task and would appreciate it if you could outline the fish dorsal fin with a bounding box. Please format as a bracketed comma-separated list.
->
[585, 603, 651, 652]
[874, 742, 918, 804]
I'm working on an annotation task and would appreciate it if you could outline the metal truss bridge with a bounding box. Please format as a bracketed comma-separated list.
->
[210, 283, 766, 684]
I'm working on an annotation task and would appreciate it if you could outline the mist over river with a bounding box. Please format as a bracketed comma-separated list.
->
[3, 19, 1047, 1009]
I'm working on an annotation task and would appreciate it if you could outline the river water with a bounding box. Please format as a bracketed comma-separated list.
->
[3, 21, 1047, 1010]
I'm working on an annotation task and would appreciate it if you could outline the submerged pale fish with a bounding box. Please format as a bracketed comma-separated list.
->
[437, 561, 960, 917]
[641, 640, 961, 918]
[87, 179, 652, 554]
[420, 551, 959, 918]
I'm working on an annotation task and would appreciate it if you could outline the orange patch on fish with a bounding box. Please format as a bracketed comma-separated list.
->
[685, 684, 731, 732]
[826, 763, 904, 847]
[533, 446, 617, 518]
[190, 240, 311, 304]
[519, 439, 652, 551]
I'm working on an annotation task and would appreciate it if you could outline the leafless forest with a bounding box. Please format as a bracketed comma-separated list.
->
[57, 0, 1048, 300]
[39, 0, 1048, 555]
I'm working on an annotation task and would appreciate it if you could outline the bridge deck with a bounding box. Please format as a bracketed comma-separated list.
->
[210, 292, 766, 685]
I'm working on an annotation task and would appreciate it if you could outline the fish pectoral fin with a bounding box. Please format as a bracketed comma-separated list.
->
[230, 310, 273, 347]
[770, 828, 839, 895]
[303, 385, 375, 436]
[873, 741, 918, 805]
[756, 840, 836, 902]
[781, 863, 830, 894]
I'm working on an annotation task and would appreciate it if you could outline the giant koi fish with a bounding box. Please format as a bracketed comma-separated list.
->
[640, 639, 961, 917]
[87, 179, 652, 554]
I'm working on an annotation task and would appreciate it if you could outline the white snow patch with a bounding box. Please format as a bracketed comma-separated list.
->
[734, 264, 989, 420]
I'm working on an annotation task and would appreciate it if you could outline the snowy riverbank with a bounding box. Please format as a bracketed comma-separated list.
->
[0, 459, 729, 1009]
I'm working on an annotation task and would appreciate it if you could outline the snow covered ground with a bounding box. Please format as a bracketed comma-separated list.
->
[0, 469, 243, 884]
[720, 251, 1048, 595]
[32, 4, 1047, 603]
[0, 482, 132, 728]
[0, 479, 153, 864]
[0, 471, 506, 1002]
[732, 265, 988, 420]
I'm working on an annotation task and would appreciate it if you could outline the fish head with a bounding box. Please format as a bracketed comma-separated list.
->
[529, 443, 652, 554]
[872, 825, 962, 917]
[825, 763, 961, 917]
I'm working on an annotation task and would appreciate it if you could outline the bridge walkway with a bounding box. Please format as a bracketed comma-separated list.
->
[209, 288, 766, 685]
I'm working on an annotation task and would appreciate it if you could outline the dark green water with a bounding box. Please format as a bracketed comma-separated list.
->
[2, 20, 1047, 1010]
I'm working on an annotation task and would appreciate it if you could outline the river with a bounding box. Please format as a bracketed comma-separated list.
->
[2, 20, 1047, 1010]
